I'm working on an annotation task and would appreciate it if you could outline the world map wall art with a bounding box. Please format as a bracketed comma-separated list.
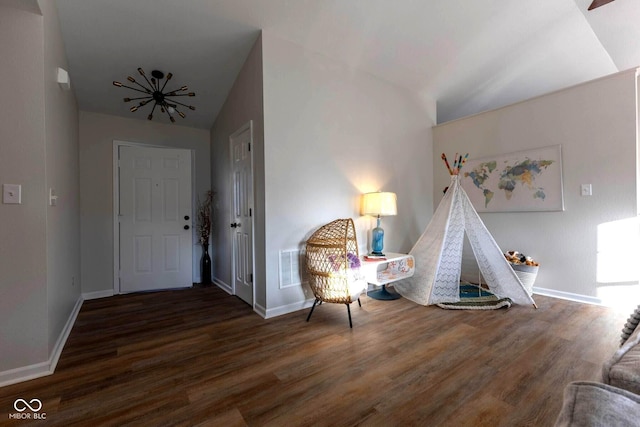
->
[461, 145, 564, 212]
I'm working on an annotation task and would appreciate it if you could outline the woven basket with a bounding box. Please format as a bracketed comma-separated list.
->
[510, 263, 538, 296]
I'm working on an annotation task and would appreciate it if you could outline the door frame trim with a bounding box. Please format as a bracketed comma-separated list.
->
[112, 140, 196, 294]
[229, 121, 256, 308]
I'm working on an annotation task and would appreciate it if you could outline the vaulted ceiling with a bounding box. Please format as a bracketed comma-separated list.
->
[54, 0, 640, 128]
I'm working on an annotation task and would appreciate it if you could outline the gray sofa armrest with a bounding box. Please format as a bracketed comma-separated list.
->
[603, 322, 640, 394]
[555, 381, 640, 427]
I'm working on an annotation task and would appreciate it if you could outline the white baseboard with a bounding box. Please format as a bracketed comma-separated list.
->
[49, 296, 83, 372]
[82, 289, 114, 300]
[532, 286, 603, 306]
[263, 298, 315, 319]
[213, 278, 232, 294]
[254, 303, 267, 318]
[262, 289, 603, 318]
[0, 295, 83, 388]
[0, 361, 51, 389]
[212, 278, 268, 319]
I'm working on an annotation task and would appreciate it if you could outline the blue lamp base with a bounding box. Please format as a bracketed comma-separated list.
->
[370, 217, 385, 256]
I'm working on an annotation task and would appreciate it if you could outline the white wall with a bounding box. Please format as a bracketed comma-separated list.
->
[41, 0, 81, 357]
[0, 1, 81, 381]
[210, 34, 265, 307]
[0, 4, 48, 373]
[433, 69, 639, 307]
[79, 112, 210, 295]
[262, 33, 435, 316]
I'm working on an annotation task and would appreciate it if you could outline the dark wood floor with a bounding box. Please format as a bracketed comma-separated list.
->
[0, 286, 629, 426]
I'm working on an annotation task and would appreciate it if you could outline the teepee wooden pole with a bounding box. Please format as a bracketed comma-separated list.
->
[441, 153, 453, 175]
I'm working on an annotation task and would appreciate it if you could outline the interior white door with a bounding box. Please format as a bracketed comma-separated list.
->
[230, 123, 254, 306]
[118, 145, 192, 293]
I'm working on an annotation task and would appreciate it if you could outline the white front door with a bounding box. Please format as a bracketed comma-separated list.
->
[230, 122, 254, 306]
[118, 145, 192, 293]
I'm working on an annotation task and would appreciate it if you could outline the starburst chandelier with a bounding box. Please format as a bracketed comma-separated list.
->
[113, 68, 196, 122]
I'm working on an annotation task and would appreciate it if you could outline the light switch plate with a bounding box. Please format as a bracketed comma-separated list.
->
[581, 184, 592, 196]
[49, 188, 58, 206]
[3, 184, 22, 204]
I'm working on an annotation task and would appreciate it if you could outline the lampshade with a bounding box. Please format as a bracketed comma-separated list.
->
[361, 192, 397, 217]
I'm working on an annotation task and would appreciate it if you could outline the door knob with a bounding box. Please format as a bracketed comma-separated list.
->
[184, 225, 190, 230]
[230, 222, 241, 228]
[184, 215, 190, 220]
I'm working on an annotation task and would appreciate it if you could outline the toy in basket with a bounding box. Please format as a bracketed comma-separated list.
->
[504, 251, 539, 296]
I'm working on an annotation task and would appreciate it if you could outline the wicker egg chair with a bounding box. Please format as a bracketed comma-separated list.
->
[305, 218, 367, 328]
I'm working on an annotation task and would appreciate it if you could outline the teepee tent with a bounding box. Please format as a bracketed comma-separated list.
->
[395, 155, 536, 307]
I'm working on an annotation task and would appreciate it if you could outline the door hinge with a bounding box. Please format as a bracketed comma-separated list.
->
[249, 208, 252, 217]
[249, 273, 253, 283]
[248, 143, 251, 152]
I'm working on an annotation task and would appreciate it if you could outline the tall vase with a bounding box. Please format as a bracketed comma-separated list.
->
[201, 243, 212, 284]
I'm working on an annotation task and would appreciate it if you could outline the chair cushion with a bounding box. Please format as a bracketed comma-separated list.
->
[554, 381, 640, 427]
[347, 276, 367, 302]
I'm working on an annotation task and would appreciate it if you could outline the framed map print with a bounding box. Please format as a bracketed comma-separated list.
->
[461, 145, 564, 212]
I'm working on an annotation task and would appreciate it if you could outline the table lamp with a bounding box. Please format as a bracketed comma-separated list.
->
[361, 191, 397, 256]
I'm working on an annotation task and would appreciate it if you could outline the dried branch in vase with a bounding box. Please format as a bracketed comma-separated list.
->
[196, 190, 214, 246]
